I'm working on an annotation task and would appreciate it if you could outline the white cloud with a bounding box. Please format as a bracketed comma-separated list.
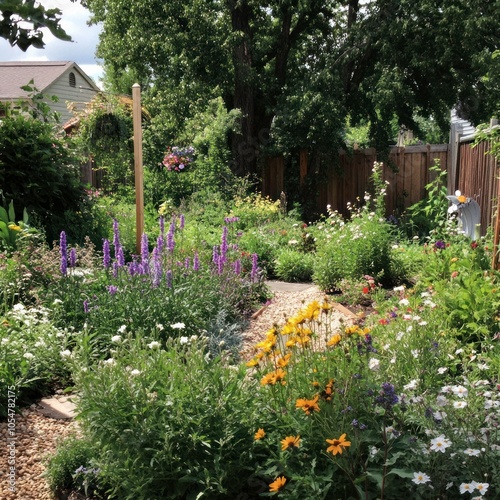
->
[0, 0, 104, 86]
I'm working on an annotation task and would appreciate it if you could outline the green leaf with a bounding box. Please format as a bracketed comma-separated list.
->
[0, 207, 8, 225]
[388, 468, 415, 479]
[8, 200, 15, 222]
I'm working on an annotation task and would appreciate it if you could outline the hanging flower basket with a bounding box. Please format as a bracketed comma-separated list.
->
[161, 146, 195, 172]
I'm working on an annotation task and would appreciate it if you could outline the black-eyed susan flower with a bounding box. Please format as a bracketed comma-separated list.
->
[261, 372, 277, 386]
[276, 352, 292, 368]
[295, 395, 320, 415]
[281, 435, 301, 450]
[326, 433, 351, 455]
[269, 476, 287, 493]
[254, 428, 266, 440]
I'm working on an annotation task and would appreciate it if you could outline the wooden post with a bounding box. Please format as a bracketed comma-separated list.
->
[132, 84, 144, 255]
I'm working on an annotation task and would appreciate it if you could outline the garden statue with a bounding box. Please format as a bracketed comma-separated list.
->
[446, 191, 481, 239]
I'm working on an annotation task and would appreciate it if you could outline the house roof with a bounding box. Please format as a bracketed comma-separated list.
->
[0, 61, 99, 100]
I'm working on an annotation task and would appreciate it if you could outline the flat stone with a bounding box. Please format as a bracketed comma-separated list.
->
[265, 280, 318, 292]
[38, 397, 76, 419]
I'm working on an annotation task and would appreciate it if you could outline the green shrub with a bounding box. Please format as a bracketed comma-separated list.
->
[0, 304, 73, 417]
[72, 338, 263, 499]
[44, 436, 101, 497]
[274, 248, 315, 282]
[0, 113, 84, 243]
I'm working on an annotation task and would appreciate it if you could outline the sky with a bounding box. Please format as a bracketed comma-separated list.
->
[0, 0, 104, 87]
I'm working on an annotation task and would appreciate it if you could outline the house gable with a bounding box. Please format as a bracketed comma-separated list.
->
[0, 61, 100, 123]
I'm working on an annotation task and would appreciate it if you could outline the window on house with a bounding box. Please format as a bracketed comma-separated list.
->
[69, 72, 76, 87]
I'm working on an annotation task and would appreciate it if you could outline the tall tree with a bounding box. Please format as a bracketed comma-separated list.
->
[86, 0, 499, 175]
[0, 0, 72, 50]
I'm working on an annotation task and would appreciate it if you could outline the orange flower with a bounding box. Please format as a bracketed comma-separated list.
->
[281, 435, 301, 450]
[295, 395, 320, 415]
[246, 358, 259, 368]
[269, 476, 287, 493]
[273, 368, 287, 385]
[326, 433, 351, 455]
[254, 428, 266, 440]
[277, 353, 292, 368]
[261, 372, 276, 386]
[321, 379, 335, 401]
[326, 333, 341, 347]
[457, 195, 467, 203]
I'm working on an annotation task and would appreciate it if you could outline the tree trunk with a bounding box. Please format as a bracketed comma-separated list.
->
[228, 0, 258, 177]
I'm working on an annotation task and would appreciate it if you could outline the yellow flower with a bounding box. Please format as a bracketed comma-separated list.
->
[326, 433, 351, 455]
[326, 333, 341, 347]
[277, 353, 292, 368]
[295, 395, 320, 415]
[281, 435, 301, 450]
[273, 368, 287, 385]
[269, 476, 287, 493]
[246, 358, 259, 368]
[303, 300, 320, 320]
[345, 325, 360, 336]
[321, 379, 335, 401]
[8, 224, 21, 232]
[254, 428, 266, 440]
[261, 372, 277, 386]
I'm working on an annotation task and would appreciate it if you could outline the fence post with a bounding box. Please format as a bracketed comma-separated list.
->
[132, 83, 144, 255]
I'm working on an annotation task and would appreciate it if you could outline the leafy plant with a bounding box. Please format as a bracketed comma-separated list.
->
[274, 248, 315, 282]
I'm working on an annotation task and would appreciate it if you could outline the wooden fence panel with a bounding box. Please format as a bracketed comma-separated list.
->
[456, 140, 498, 235]
[262, 145, 449, 217]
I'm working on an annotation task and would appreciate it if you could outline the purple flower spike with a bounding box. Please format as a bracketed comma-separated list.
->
[220, 226, 228, 263]
[117, 247, 125, 267]
[107, 285, 118, 296]
[193, 252, 200, 271]
[179, 214, 185, 230]
[141, 233, 149, 274]
[152, 246, 162, 287]
[103, 239, 111, 269]
[69, 248, 77, 268]
[233, 259, 241, 275]
[83, 300, 89, 313]
[166, 270, 172, 288]
[59, 231, 67, 276]
[113, 219, 121, 259]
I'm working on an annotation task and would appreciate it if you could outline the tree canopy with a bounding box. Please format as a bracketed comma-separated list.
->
[85, 0, 499, 174]
[0, 0, 72, 50]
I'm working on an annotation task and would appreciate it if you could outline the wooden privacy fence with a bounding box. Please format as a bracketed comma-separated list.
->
[262, 144, 449, 218]
[454, 139, 498, 236]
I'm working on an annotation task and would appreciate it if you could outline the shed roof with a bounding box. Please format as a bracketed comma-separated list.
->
[0, 61, 99, 100]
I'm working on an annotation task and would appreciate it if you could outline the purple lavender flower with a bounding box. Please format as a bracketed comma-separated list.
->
[117, 247, 125, 267]
[103, 239, 111, 269]
[83, 300, 89, 313]
[113, 219, 122, 259]
[112, 262, 119, 278]
[157, 235, 164, 255]
[167, 222, 175, 253]
[184, 257, 190, 269]
[224, 216, 240, 224]
[59, 231, 67, 276]
[69, 248, 77, 268]
[107, 285, 118, 296]
[193, 252, 200, 271]
[212, 246, 219, 266]
[166, 269, 172, 288]
[141, 233, 149, 274]
[250, 253, 259, 281]
[179, 214, 185, 230]
[435, 240, 446, 250]
[233, 259, 242, 275]
[152, 246, 162, 287]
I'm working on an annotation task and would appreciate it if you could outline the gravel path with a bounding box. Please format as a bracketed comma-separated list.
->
[1, 282, 352, 499]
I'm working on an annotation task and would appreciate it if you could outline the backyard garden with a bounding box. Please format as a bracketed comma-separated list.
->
[1, 87, 500, 499]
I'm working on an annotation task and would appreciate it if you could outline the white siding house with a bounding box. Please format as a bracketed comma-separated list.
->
[0, 61, 100, 124]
